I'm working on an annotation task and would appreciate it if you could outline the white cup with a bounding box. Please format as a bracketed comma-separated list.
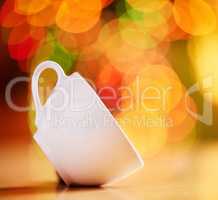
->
[32, 61, 144, 186]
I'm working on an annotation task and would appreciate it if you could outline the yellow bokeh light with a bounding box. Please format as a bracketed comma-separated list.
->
[122, 65, 184, 114]
[127, 0, 169, 13]
[188, 29, 218, 104]
[117, 110, 168, 157]
[167, 95, 197, 142]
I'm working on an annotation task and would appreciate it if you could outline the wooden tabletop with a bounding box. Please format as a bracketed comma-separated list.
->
[1, 143, 218, 200]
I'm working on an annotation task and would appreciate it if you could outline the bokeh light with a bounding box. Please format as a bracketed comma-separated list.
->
[188, 29, 218, 104]
[15, 0, 51, 15]
[56, 0, 101, 33]
[0, 0, 212, 158]
[173, 0, 217, 35]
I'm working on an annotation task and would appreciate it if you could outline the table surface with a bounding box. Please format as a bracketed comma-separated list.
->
[1, 143, 218, 200]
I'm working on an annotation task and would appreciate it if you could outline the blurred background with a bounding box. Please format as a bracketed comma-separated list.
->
[1, 0, 218, 198]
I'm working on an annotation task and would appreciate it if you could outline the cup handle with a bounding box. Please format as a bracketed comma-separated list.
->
[32, 61, 65, 126]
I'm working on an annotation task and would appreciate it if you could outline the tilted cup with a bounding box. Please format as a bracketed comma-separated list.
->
[32, 61, 144, 186]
